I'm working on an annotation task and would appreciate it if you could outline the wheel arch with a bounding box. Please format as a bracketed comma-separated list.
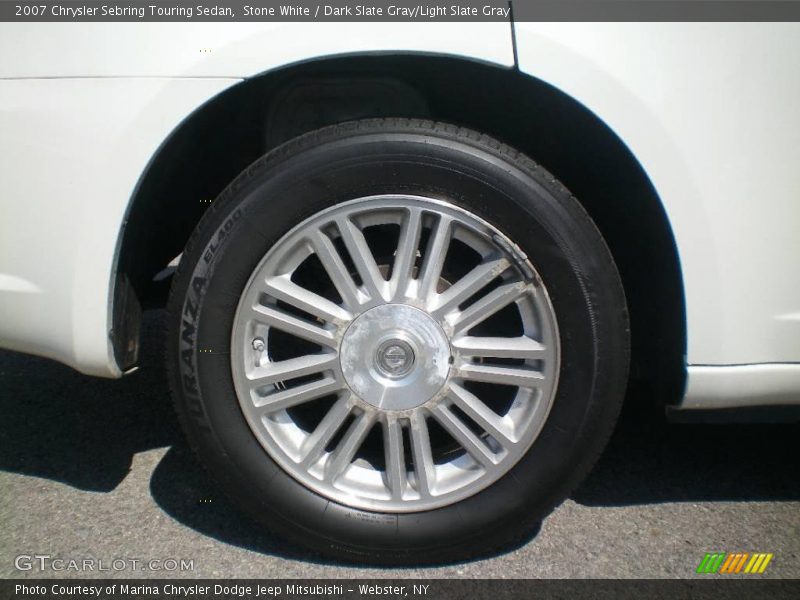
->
[116, 53, 686, 405]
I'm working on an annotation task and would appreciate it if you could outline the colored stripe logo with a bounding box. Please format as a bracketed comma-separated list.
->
[697, 552, 773, 574]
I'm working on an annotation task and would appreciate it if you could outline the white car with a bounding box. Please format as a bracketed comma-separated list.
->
[1, 21, 798, 563]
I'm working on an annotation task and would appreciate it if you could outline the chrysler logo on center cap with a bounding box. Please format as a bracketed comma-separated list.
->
[375, 339, 415, 379]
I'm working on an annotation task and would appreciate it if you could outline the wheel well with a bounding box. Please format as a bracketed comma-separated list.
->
[118, 53, 686, 405]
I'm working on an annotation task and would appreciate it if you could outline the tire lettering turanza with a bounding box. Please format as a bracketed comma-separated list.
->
[178, 207, 242, 432]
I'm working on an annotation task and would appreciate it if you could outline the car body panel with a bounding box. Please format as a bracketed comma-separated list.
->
[1, 21, 799, 409]
[0, 22, 513, 78]
[0, 77, 238, 375]
[516, 22, 800, 367]
[0, 22, 513, 377]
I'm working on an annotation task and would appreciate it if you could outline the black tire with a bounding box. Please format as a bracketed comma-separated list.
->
[167, 119, 629, 564]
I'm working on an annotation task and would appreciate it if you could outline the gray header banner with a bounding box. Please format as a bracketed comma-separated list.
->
[2, 0, 800, 22]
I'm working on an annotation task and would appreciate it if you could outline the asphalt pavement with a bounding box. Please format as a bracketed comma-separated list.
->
[1, 311, 798, 579]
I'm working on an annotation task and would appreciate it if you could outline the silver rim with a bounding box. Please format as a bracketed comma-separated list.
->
[231, 195, 560, 512]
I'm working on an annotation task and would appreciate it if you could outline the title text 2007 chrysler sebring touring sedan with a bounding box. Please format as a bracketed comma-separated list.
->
[1, 21, 798, 563]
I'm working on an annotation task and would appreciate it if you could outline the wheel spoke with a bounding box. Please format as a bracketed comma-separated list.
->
[450, 281, 528, 335]
[308, 231, 362, 310]
[263, 275, 352, 323]
[458, 363, 544, 388]
[417, 215, 452, 302]
[248, 303, 337, 348]
[430, 258, 511, 318]
[431, 403, 499, 467]
[390, 207, 423, 301]
[383, 417, 407, 500]
[453, 336, 546, 360]
[409, 410, 436, 497]
[324, 410, 377, 482]
[299, 395, 352, 467]
[448, 383, 517, 446]
[254, 376, 343, 412]
[336, 217, 388, 303]
[249, 354, 337, 388]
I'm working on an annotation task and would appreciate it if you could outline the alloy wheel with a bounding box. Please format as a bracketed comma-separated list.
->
[230, 195, 560, 512]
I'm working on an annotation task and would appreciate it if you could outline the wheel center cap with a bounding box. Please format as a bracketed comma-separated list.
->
[375, 339, 415, 379]
[339, 304, 451, 411]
